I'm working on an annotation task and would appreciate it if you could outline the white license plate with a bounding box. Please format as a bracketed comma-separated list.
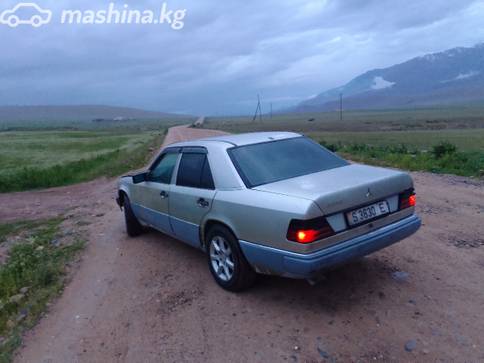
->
[347, 201, 389, 226]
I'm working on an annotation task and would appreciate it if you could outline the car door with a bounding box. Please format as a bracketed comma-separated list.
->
[169, 148, 216, 248]
[130, 150, 180, 234]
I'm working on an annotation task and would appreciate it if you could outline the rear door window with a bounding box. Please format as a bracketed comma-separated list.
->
[177, 153, 215, 189]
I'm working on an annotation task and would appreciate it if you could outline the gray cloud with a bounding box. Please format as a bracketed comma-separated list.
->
[1, 0, 484, 115]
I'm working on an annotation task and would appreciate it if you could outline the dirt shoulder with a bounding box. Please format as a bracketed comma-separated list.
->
[3, 125, 483, 362]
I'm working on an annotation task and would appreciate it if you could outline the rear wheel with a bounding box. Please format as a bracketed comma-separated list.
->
[207, 225, 256, 292]
[123, 195, 143, 237]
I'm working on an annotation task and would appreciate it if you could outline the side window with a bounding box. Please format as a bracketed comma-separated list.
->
[148, 153, 179, 184]
[177, 153, 215, 189]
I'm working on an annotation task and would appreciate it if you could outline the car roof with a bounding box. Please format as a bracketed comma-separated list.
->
[167, 131, 302, 148]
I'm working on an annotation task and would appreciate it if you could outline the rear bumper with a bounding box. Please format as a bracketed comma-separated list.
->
[239, 214, 421, 279]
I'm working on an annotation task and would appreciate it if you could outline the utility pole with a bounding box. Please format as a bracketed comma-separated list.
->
[252, 94, 263, 122]
[270, 103, 273, 119]
[339, 93, 343, 121]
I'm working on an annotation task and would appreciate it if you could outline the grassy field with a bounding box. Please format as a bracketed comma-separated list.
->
[0, 130, 164, 193]
[206, 107, 484, 133]
[0, 218, 84, 362]
[0, 107, 483, 192]
[315, 129, 484, 178]
[311, 129, 484, 151]
[0, 117, 192, 132]
[208, 108, 484, 178]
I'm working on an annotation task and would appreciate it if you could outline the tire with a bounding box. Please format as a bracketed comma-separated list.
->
[123, 195, 144, 237]
[206, 225, 256, 292]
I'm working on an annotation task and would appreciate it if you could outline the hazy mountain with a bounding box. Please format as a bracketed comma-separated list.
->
[0, 105, 188, 122]
[295, 43, 484, 112]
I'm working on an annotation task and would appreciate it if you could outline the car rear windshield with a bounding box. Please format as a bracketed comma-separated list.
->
[228, 137, 349, 188]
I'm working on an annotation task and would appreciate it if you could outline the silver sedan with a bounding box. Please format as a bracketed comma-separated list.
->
[117, 132, 421, 291]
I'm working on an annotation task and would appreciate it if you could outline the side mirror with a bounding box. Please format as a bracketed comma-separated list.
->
[132, 172, 148, 184]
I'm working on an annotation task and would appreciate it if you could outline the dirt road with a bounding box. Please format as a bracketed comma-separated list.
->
[4, 125, 484, 362]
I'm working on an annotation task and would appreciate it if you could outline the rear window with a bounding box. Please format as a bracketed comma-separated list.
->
[228, 137, 348, 187]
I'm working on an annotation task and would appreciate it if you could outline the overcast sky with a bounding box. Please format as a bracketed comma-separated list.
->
[1, 0, 484, 115]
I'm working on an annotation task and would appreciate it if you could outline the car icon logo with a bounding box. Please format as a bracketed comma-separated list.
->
[0, 3, 52, 28]
[366, 188, 372, 198]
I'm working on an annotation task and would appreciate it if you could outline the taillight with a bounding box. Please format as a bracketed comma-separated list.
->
[287, 217, 335, 244]
[399, 189, 416, 210]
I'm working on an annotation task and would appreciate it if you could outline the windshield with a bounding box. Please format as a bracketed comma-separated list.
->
[228, 137, 349, 187]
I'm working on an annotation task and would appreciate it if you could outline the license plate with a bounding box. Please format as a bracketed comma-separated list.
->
[347, 201, 389, 226]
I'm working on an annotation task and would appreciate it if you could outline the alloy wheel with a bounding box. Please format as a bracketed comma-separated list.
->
[209, 236, 235, 282]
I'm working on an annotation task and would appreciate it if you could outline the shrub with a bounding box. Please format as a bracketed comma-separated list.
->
[432, 141, 457, 159]
[320, 140, 341, 152]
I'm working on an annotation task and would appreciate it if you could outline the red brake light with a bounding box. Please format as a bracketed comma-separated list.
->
[399, 189, 416, 210]
[409, 194, 416, 207]
[296, 229, 318, 243]
[287, 217, 334, 244]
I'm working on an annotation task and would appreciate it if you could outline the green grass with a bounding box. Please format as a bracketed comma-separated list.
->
[0, 131, 164, 193]
[320, 140, 484, 178]
[0, 131, 152, 173]
[312, 130, 484, 177]
[0, 118, 193, 132]
[0, 218, 85, 363]
[0, 221, 47, 244]
[308, 129, 484, 152]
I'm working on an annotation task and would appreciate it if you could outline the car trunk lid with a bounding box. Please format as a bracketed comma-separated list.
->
[253, 164, 413, 215]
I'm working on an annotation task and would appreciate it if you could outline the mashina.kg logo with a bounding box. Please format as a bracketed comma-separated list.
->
[0, 2, 187, 29]
[0, 2, 52, 27]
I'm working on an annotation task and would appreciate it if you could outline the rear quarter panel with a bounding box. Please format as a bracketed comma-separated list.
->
[205, 189, 320, 252]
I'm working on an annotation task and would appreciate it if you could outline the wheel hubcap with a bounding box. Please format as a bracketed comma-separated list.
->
[209, 236, 235, 282]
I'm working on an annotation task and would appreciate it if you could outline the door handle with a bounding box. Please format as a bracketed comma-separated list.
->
[160, 191, 168, 199]
[197, 198, 209, 208]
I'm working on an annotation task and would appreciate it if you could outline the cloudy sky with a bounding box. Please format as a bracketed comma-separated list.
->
[1, 0, 484, 115]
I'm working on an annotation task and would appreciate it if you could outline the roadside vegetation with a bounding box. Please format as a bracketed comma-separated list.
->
[0, 218, 84, 362]
[0, 131, 164, 193]
[320, 140, 484, 178]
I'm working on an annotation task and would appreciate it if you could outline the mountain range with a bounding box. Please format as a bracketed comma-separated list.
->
[0, 105, 186, 122]
[295, 43, 484, 112]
